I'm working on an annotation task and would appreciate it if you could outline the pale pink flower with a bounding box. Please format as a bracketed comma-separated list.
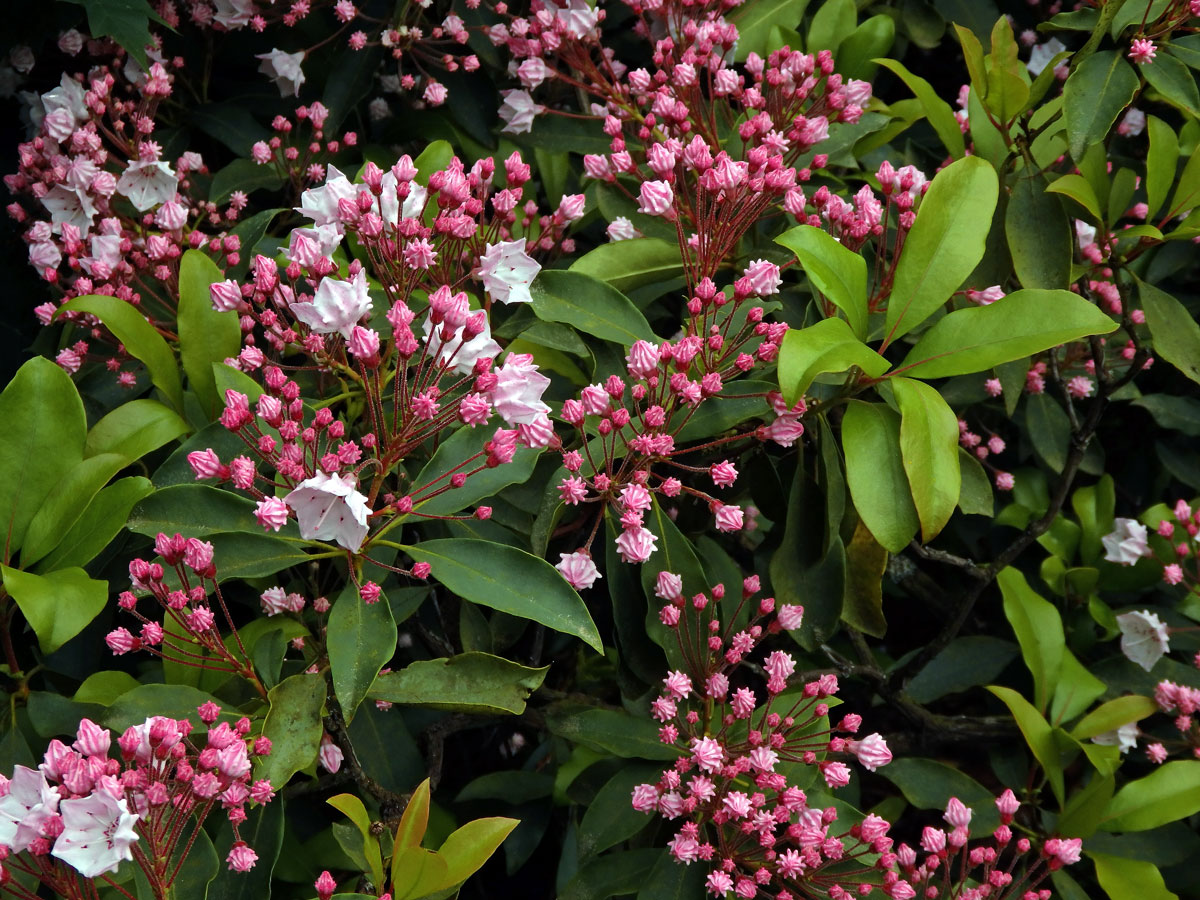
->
[615, 526, 657, 563]
[556, 551, 602, 590]
[255, 497, 289, 532]
[290, 272, 372, 339]
[52, 790, 139, 877]
[479, 239, 540, 305]
[776, 604, 804, 629]
[1116, 609, 1170, 671]
[607, 217, 640, 241]
[943, 797, 972, 828]
[498, 90, 544, 134]
[0, 766, 60, 852]
[714, 504, 744, 532]
[637, 180, 674, 216]
[115, 159, 178, 212]
[284, 472, 371, 552]
[1102, 518, 1151, 565]
[257, 48, 306, 96]
[1027, 38, 1066, 75]
[1129, 39, 1156, 64]
[41, 185, 96, 233]
[296, 166, 356, 228]
[422, 316, 502, 376]
[318, 734, 344, 773]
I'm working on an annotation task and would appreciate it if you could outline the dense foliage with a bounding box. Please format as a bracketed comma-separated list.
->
[1, 0, 1200, 898]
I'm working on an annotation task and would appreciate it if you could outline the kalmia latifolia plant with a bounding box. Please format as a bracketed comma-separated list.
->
[2, 0, 1200, 897]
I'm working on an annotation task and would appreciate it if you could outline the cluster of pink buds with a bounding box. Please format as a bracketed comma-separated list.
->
[1149, 680, 1200, 763]
[957, 419, 1013, 491]
[250, 103, 358, 192]
[0, 708, 272, 898]
[106, 534, 267, 696]
[891, 793, 1082, 900]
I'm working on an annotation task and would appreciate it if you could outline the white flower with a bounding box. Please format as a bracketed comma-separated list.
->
[116, 160, 178, 212]
[296, 164, 355, 228]
[498, 90, 544, 134]
[257, 48, 306, 97]
[212, 0, 256, 29]
[478, 238, 540, 305]
[290, 271, 373, 339]
[41, 184, 96, 234]
[1027, 38, 1066, 76]
[284, 472, 372, 552]
[422, 316, 502, 376]
[1091, 721, 1140, 754]
[491, 353, 551, 425]
[1075, 219, 1096, 248]
[52, 790, 140, 878]
[41, 74, 87, 127]
[1102, 518, 1151, 566]
[1116, 609, 1170, 672]
[0, 766, 61, 852]
[552, 0, 601, 38]
[378, 173, 427, 226]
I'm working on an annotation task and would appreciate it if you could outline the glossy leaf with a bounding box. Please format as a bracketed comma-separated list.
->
[1146, 115, 1180, 221]
[874, 59, 966, 158]
[438, 816, 520, 888]
[84, 398, 189, 461]
[569, 238, 683, 293]
[21, 453, 129, 567]
[403, 539, 602, 652]
[1143, 52, 1200, 117]
[775, 224, 868, 337]
[328, 793, 384, 889]
[328, 579, 396, 722]
[841, 520, 887, 637]
[986, 685, 1064, 805]
[1093, 854, 1178, 900]
[578, 765, 660, 858]
[255, 673, 326, 789]
[369, 652, 547, 715]
[2, 564, 103, 657]
[896, 289, 1117, 378]
[882, 156, 999, 345]
[1046, 174, 1103, 221]
[127, 484, 289, 538]
[836, 15, 895, 81]
[777, 318, 889, 405]
[395, 778, 431, 852]
[997, 567, 1064, 712]
[1006, 172, 1072, 289]
[842, 401, 920, 553]
[57, 294, 184, 413]
[530, 270, 656, 346]
[1167, 145, 1200, 218]
[545, 707, 679, 760]
[1100, 760, 1200, 831]
[179, 249, 241, 417]
[1139, 276, 1200, 385]
[1071, 695, 1160, 740]
[905, 636, 1017, 703]
[958, 448, 993, 516]
[893, 377, 961, 541]
[877, 758, 1000, 836]
[409, 425, 540, 517]
[807, 0, 855, 55]
[1063, 51, 1139, 161]
[730, 0, 810, 60]
[0, 358, 86, 556]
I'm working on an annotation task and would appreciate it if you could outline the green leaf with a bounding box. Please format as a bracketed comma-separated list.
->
[578, 765, 660, 858]
[1047, 173, 1104, 221]
[409, 425, 540, 517]
[1063, 50, 1140, 161]
[545, 707, 679, 760]
[391, 846, 449, 900]
[395, 779, 431, 852]
[897, 289, 1117, 378]
[179, 250, 241, 417]
[103, 683, 227, 731]
[1142, 53, 1200, 117]
[559, 849, 662, 900]
[986, 685, 1064, 805]
[882, 156, 999, 346]
[205, 533, 311, 580]
[893, 377, 961, 542]
[328, 580, 396, 722]
[1100, 760, 1200, 831]
[873, 59, 966, 158]
[20, 453, 130, 567]
[328, 794, 384, 889]
[905, 635, 1017, 703]
[1007, 171, 1072, 289]
[569, 239, 683, 293]
[1093, 854, 1178, 900]
[58, 295, 184, 413]
[209, 159, 285, 206]
[841, 401, 920, 553]
[84, 398, 189, 461]
[62, 0, 166, 69]
[530, 271, 656, 346]
[164, 822, 218, 900]
[403, 540, 602, 652]
[1058, 774, 1115, 839]
[807, 0, 856, 55]
[438, 817, 520, 888]
[255, 672, 326, 789]
[1167, 144, 1200, 219]
[457, 771, 553, 804]
[1072, 695, 1160, 740]
[958, 448, 994, 516]
[1, 566, 107, 656]
[876, 758, 1000, 836]
[74, 670, 141, 705]
[0, 358, 86, 556]
[1139, 276, 1200, 386]
[208, 800, 285, 900]
[128, 484, 286, 538]
[777, 318, 889, 405]
[775, 224, 868, 338]
[841, 520, 888, 637]
[836, 15, 895, 81]
[1049, 648, 1107, 726]
[1072, 474, 1115, 565]
[955, 24, 988, 101]
[730, 0, 810, 60]
[998, 567, 1064, 712]
[1147, 115, 1181, 221]
[369, 653, 547, 715]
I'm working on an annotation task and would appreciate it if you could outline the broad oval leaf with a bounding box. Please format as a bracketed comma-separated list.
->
[882, 156, 999, 346]
[255, 672, 326, 789]
[1139, 276, 1200, 386]
[778, 317, 889, 405]
[530, 270, 656, 346]
[569, 238, 683, 293]
[1, 565, 107, 656]
[179, 249, 241, 417]
[328, 578, 397, 722]
[21, 453, 130, 567]
[368, 652, 547, 715]
[402, 539, 602, 652]
[1100, 760, 1200, 832]
[841, 401, 919, 553]
[1006, 172, 1072, 289]
[775, 224, 868, 337]
[35, 476, 153, 573]
[896, 289, 1117, 378]
[84, 398, 189, 461]
[893, 377, 961, 542]
[57, 294, 184, 413]
[730, 0, 811, 60]
[1063, 50, 1139, 161]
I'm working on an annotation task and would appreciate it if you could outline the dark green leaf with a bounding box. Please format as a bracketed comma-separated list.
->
[409, 425, 540, 517]
[255, 673, 326, 789]
[877, 758, 1000, 836]
[1007, 172, 1072, 289]
[1, 566, 107, 656]
[1063, 51, 1139, 161]
[531, 271, 656, 346]
[842, 401, 920, 553]
[906, 636, 1018, 703]
[328, 578, 396, 722]
[369, 652, 546, 715]
[1139, 276, 1200, 386]
[775, 224, 868, 337]
[1143, 52, 1200, 117]
[569, 239, 683, 293]
[545, 707, 679, 760]
[179, 250, 241, 418]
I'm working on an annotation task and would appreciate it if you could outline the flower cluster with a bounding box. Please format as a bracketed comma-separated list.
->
[0, 709, 272, 896]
